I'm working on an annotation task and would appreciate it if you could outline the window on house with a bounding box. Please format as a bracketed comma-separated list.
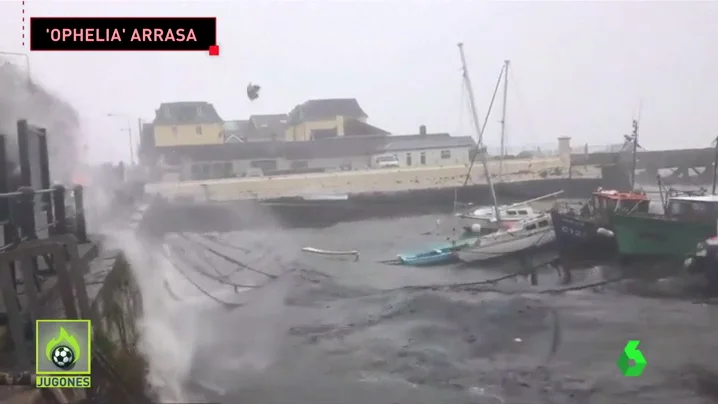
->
[196, 125, 202, 135]
[290, 160, 309, 170]
[406, 153, 412, 166]
[420, 152, 426, 165]
[250, 159, 278, 172]
[441, 150, 451, 159]
[171, 126, 178, 135]
[212, 161, 233, 179]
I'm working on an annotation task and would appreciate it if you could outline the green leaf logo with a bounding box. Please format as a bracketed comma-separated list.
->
[617, 340, 647, 377]
[45, 327, 81, 364]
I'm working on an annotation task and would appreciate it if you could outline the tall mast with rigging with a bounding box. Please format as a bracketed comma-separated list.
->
[499, 60, 510, 177]
[457, 42, 502, 224]
[630, 119, 639, 190]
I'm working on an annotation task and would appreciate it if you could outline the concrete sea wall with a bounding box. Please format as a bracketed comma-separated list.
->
[139, 171, 626, 234]
[146, 157, 592, 202]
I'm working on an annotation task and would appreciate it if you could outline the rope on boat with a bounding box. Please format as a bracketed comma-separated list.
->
[400, 257, 561, 291]
[377, 258, 403, 265]
[539, 276, 626, 294]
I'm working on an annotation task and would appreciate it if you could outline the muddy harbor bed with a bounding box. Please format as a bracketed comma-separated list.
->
[147, 212, 718, 404]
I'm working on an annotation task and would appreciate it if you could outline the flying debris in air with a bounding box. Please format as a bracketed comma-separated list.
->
[247, 83, 261, 101]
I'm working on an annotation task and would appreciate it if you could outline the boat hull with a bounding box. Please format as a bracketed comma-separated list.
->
[457, 214, 524, 232]
[612, 214, 716, 258]
[398, 253, 457, 266]
[457, 228, 555, 263]
[550, 210, 617, 260]
[397, 237, 478, 266]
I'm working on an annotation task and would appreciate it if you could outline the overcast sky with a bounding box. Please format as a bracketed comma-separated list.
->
[1, 1, 716, 163]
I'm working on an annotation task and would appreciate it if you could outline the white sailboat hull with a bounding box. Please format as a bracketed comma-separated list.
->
[457, 214, 528, 231]
[457, 225, 555, 263]
[456, 204, 538, 232]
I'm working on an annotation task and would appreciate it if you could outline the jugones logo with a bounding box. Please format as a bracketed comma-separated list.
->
[46, 327, 81, 370]
[36, 319, 92, 376]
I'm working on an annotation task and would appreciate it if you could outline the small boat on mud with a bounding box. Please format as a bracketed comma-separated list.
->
[397, 237, 478, 266]
[456, 191, 563, 233]
[456, 214, 556, 263]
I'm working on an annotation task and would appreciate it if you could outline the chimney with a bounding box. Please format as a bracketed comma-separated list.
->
[419, 125, 427, 136]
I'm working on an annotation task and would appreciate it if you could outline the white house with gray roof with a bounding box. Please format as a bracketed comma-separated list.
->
[378, 127, 476, 168]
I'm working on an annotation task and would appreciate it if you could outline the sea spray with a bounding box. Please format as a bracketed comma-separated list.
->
[0, 58, 81, 183]
[100, 211, 300, 401]
[101, 228, 201, 402]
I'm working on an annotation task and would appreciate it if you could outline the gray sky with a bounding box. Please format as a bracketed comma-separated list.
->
[1, 1, 717, 163]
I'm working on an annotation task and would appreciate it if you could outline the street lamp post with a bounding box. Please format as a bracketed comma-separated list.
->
[107, 113, 135, 166]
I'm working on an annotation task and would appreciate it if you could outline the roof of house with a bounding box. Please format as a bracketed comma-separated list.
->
[670, 195, 718, 203]
[157, 133, 476, 165]
[153, 101, 223, 125]
[222, 120, 253, 142]
[159, 135, 386, 164]
[343, 118, 390, 136]
[249, 114, 289, 139]
[288, 98, 368, 124]
[382, 134, 476, 152]
[250, 114, 288, 128]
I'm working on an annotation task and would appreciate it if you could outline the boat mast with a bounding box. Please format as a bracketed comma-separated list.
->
[630, 119, 639, 190]
[457, 42, 502, 224]
[499, 60, 510, 177]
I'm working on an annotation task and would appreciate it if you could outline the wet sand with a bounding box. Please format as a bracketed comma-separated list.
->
[159, 212, 718, 404]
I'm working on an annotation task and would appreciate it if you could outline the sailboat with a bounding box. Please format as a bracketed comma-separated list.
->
[457, 191, 563, 233]
[453, 59, 561, 234]
[452, 44, 556, 263]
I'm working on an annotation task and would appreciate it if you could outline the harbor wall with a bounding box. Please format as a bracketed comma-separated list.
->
[145, 157, 583, 202]
[139, 171, 625, 234]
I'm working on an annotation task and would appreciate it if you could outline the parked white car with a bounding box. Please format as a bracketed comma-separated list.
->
[374, 155, 400, 169]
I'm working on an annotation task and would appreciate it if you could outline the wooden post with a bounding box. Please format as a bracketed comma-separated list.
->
[0, 260, 29, 368]
[52, 185, 67, 235]
[38, 128, 54, 229]
[16, 120, 31, 187]
[73, 185, 87, 242]
[17, 187, 36, 240]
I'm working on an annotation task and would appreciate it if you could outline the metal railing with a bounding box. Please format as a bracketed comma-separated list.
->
[0, 120, 90, 365]
[0, 185, 87, 252]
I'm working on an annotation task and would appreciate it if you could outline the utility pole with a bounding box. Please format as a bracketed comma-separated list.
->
[457, 42, 501, 224]
[712, 135, 718, 195]
[137, 118, 143, 165]
[499, 60, 510, 176]
[107, 113, 135, 166]
[630, 119, 639, 190]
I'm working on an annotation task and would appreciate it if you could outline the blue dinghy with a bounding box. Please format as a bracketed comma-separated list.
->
[397, 237, 478, 266]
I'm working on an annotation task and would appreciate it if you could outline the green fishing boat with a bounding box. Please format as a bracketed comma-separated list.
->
[612, 195, 718, 258]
